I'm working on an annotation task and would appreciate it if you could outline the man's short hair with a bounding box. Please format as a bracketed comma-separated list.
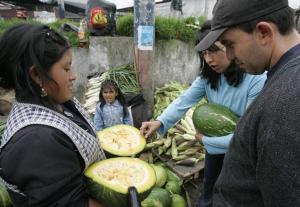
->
[236, 6, 295, 35]
[195, 0, 291, 51]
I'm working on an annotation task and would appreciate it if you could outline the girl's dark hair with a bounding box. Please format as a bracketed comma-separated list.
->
[0, 23, 70, 107]
[195, 20, 245, 90]
[99, 79, 128, 119]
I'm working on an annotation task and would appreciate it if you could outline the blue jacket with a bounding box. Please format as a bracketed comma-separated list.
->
[157, 73, 267, 154]
[94, 100, 132, 131]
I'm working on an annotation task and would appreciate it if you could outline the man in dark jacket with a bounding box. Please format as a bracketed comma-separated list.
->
[196, 0, 300, 206]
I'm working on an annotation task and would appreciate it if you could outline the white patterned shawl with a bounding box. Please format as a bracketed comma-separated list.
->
[0, 98, 106, 195]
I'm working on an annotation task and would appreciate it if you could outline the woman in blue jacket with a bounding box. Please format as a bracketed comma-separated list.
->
[140, 20, 267, 207]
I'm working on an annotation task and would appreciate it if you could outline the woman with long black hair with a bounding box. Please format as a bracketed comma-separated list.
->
[0, 24, 107, 207]
[140, 20, 267, 207]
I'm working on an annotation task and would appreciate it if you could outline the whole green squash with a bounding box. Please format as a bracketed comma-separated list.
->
[192, 103, 239, 137]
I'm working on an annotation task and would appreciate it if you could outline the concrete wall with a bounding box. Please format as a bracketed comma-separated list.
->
[156, 0, 300, 20]
[290, 0, 300, 9]
[155, 0, 217, 19]
[154, 39, 200, 86]
[72, 36, 200, 101]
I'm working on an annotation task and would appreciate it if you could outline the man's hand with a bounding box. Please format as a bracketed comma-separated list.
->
[140, 120, 161, 138]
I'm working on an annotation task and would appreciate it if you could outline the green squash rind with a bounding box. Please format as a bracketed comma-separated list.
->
[0, 181, 12, 207]
[171, 194, 187, 207]
[85, 157, 156, 207]
[141, 187, 171, 207]
[192, 103, 239, 137]
[150, 164, 167, 188]
[86, 176, 152, 207]
[165, 180, 181, 194]
[165, 168, 183, 186]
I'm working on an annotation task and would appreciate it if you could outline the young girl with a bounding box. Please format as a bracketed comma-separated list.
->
[94, 79, 132, 131]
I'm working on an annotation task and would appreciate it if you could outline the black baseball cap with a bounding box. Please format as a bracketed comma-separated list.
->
[195, 0, 289, 51]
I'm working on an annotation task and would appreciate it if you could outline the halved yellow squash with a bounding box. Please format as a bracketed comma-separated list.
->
[97, 124, 146, 156]
[85, 157, 156, 207]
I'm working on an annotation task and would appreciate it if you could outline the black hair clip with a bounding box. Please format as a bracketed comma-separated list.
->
[42, 27, 52, 37]
[42, 27, 67, 46]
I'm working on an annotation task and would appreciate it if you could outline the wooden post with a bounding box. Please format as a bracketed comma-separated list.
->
[134, 0, 155, 111]
[57, 0, 65, 19]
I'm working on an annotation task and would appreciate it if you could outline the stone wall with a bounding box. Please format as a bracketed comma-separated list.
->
[72, 36, 200, 101]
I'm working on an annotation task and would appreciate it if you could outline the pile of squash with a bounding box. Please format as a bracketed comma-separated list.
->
[86, 124, 188, 207]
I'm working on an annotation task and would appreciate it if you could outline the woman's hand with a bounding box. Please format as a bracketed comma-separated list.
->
[140, 120, 161, 138]
[195, 132, 204, 143]
[89, 198, 108, 207]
